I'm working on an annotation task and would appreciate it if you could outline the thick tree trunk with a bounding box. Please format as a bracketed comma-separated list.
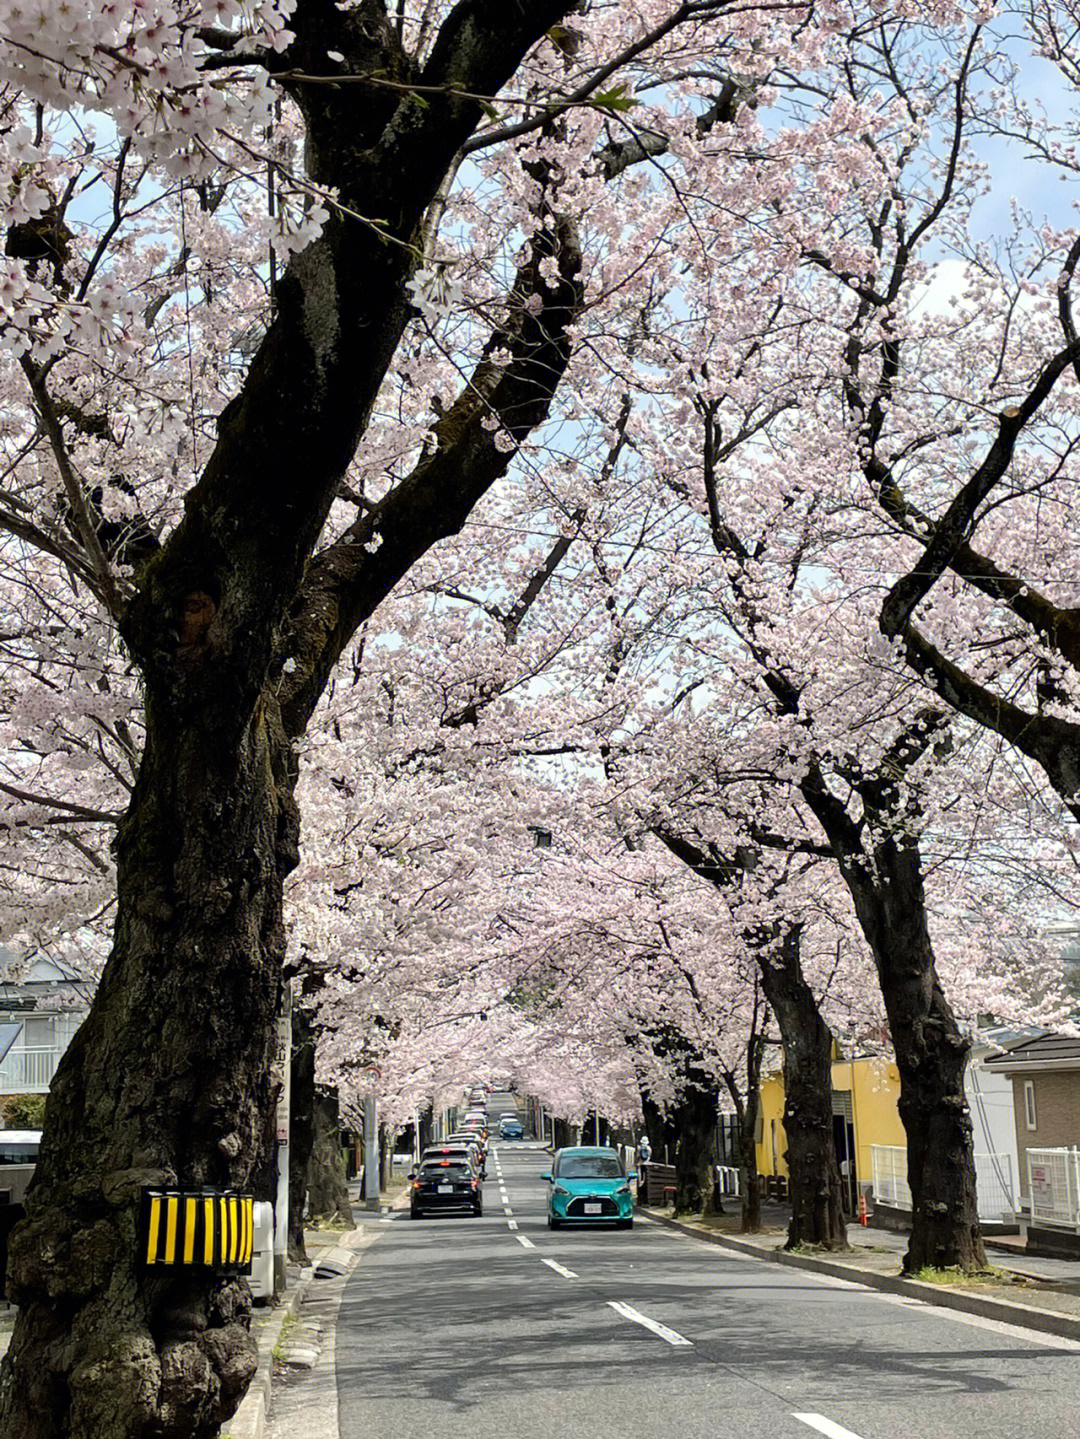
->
[725, 1026, 766, 1235]
[858, 840, 983, 1272]
[288, 1007, 316, 1265]
[0, 10, 586, 1434]
[740, 1140, 762, 1233]
[671, 1074, 721, 1215]
[306, 1090, 353, 1225]
[0, 698, 297, 1439]
[801, 769, 985, 1272]
[755, 926, 847, 1251]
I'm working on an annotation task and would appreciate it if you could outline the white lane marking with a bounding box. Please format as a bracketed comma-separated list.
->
[541, 1258, 578, 1280]
[516, 1234, 536, 1249]
[507, 1219, 518, 1231]
[793, 1416, 866, 1439]
[606, 1300, 692, 1347]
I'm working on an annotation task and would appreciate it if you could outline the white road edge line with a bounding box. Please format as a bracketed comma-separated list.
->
[793, 1415, 867, 1439]
[606, 1300, 692, 1347]
[516, 1234, 536, 1249]
[541, 1258, 578, 1280]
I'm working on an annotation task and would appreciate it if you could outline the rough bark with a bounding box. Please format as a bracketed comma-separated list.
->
[671, 1073, 721, 1215]
[639, 1091, 677, 1167]
[652, 830, 845, 1247]
[801, 760, 986, 1272]
[0, 694, 296, 1439]
[0, 6, 583, 1434]
[287, 1007, 316, 1265]
[722, 1013, 766, 1234]
[756, 927, 847, 1251]
[739, 1038, 765, 1234]
[306, 1090, 353, 1225]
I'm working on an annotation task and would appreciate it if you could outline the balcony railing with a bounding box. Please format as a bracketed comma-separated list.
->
[0, 1045, 63, 1093]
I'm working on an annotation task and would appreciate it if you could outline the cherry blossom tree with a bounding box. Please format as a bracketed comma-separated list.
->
[5, 3, 879, 1427]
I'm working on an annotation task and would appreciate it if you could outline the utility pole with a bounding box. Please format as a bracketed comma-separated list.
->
[364, 1094, 380, 1212]
[272, 982, 292, 1293]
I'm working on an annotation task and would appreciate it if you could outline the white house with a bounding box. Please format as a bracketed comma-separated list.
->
[966, 1027, 1025, 1222]
[0, 949, 92, 1097]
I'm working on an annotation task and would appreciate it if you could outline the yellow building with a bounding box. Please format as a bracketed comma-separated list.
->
[756, 1052, 905, 1211]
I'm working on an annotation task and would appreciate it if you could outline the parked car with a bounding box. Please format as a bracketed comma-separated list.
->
[541, 1147, 636, 1229]
[410, 1158, 483, 1218]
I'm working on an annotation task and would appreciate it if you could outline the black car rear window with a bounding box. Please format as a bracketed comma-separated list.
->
[420, 1163, 471, 1178]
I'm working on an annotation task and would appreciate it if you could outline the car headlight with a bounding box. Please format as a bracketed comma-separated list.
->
[553, 1184, 571, 1197]
[614, 1184, 630, 1196]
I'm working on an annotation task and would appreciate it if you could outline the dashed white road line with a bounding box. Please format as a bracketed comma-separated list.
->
[540, 1258, 578, 1280]
[607, 1300, 692, 1347]
[507, 1219, 518, 1231]
[515, 1234, 536, 1249]
[793, 1416, 866, 1439]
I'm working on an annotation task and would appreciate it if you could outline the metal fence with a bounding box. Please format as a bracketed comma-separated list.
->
[1027, 1148, 1080, 1229]
[0, 1045, 61, 1093]
[975, 1153, 1016, 1221]
[715, 1165, 742, 1197]
[871, 1145, 910, 1208]
[871, 1145, 1016, 1221]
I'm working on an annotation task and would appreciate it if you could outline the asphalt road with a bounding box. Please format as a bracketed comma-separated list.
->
[334, 1107, 1080, 1439]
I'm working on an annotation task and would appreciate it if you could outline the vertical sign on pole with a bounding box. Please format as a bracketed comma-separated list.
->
[364, 1094, 380, 1212]
[272, 982, 292, 1293]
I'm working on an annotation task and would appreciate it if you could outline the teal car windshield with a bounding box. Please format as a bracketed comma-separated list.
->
[556, 1155, 624, 1180]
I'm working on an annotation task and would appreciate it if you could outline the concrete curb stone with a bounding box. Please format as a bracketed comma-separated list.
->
[226, 1215, 390, 1439]
[641, 1210, 1080, 1343]
[224, 1280, 308, 1439]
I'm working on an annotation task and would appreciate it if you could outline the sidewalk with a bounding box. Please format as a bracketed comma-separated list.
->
[229, 1185, 408, 1439]
[641, 1206, 1080, 1342]
[0, 1189, 402, 1436]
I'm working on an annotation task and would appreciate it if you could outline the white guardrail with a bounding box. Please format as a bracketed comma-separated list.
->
[0, 1045, 62, 1093]
[1027, 1147, 1080, 1229]
[715, 1165, 742, 1197]
[871, 1144, 1016, 1221]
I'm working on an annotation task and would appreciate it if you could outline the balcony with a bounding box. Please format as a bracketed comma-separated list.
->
[0, 1045, 63, 1094]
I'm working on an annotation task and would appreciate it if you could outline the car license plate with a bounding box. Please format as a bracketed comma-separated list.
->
[584, 1202, 602, 1214]
[438, 1184, 453, 1193]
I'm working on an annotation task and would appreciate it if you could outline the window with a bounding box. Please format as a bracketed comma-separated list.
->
[0, 1140, 39, 1165]
[23, 1015, 54, 1048]
[556, 1154, 624, 1180]
[1024, 1080, 1037, 1131]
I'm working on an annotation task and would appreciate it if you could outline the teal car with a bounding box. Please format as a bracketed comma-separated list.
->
[541, 1147, 636, 1229]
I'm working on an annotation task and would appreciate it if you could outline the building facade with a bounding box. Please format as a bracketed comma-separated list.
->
[0, 949, 91, 1100]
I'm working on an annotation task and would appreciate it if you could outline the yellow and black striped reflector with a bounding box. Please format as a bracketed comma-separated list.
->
[142, 1190, 254, 1272]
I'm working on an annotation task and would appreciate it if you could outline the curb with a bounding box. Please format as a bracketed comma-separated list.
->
[226, 1212, 391, 1439]
[641, 1211, 1080, 1344]
[225, 1282, 307, 1439]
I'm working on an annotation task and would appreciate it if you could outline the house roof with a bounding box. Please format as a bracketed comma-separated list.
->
[984, 1033, 1080, 1070]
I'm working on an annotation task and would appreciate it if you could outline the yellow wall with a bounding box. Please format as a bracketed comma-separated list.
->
[755, 1055, 905, 1183]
